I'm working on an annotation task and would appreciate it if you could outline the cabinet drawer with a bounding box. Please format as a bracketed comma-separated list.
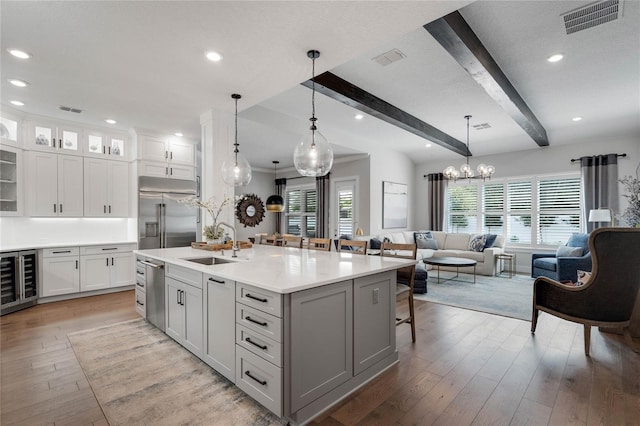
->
[236, 283, 282, 317]
[236, 325, 282, 367]
[80, 244, 135, 255]
[236, 346, 282, 417]
[135, 288, 146, 318]
[236, 304, 282, 342]
[43, 247, 79, 257]
[165, 263, 202, 288]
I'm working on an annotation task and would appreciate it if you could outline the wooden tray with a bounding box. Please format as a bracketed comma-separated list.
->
[191, 241, 253, 251]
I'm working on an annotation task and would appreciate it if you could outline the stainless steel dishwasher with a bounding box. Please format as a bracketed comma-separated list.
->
[139, 258, 165, 332]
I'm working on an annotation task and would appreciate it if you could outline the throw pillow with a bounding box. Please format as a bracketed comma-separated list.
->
[556, 245, 583, 257]
[369, 238, 382, 250]
[483, 234, 497, 251]
[469, 234, 486, 252]
[414, 231, 438, 250]
[576, 270, 592, 286]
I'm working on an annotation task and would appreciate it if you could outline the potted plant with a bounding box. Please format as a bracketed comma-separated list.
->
[620, 175, 640, 227]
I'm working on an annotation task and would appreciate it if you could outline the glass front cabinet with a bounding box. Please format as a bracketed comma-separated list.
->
[0, 145, 22, 216]
[26, 120, 82, 155]
[84, 130, 128, 160]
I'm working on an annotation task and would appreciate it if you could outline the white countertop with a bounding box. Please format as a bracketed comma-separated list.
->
[0, 241, 137, 252]
[135, 245, 415, 294]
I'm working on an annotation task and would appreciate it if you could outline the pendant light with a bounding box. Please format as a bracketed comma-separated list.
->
[293, 50, 333, 177]
[443, 115, 495, 181]
[221, 93, 252, 186]
[266, 160, 284, 212]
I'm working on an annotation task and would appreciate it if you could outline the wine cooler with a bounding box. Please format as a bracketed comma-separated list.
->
[1, 250, 38, 315]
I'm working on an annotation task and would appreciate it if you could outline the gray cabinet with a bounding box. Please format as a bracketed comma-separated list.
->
[353, 272, 396, 375]
[166, 276, 203, 357]
[202, 273, 235, 382]
[289, 280, 353, 413]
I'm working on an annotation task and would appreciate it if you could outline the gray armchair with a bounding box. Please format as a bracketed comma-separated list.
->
[531, 233, 591, 282]
[531, 228, 640, 355]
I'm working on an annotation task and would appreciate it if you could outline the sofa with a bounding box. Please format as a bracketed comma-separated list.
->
[531, 233, 591, 282]
[355, 231, 505, 277]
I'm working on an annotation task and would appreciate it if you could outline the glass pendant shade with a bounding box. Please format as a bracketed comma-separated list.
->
[221, 93, 252, 187]
[294, 127, 333, 177]
[266, 194, 284, 212]
[221, 152, 252, 186]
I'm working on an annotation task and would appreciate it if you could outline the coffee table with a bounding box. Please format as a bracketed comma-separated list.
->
[423, 257, 477, 284]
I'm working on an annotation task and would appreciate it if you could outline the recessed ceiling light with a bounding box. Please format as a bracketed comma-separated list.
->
[425, 143, 432, 148]
[9, 79, 29, 87]
[547, 53, 564, 63]
[8, 49, 31, 59]
[205, 51, 223, 62]
[10, 100, 25, 106]
[175, 132, 183, 137]
[572, 116, 583, 122]
[354, 114, 364, 120]
[105, 119, 117, 124]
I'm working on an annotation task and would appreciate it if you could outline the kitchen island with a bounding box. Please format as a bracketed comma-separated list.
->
[135, 244, 414, 425]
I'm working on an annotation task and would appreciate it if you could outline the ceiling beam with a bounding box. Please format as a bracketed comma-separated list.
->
[424, 11, 549, 147]
[302, 72, 470, 157]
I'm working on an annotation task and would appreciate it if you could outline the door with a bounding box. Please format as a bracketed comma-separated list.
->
[204, 274, 235, 381]
[138, 192, 163, 249]
[80, 255, 110, 291]
[333, 179, 357, 238]
[0, 253, 18, 307]
[42, 256, 79, 297]
[139, 136, 167, 162]
[83, 158, 108, 216]
[110, 252, 133, 288]
[30, 121, 56, 151]
[168, 140, 194, 166]
[182, 283, 203, 356]
[167, 164, 195, 180]
[163, 193, 197, 248]
[57, 155, 83, 216]
[28, 151, 58, 216]
[108, 161, 129, 216]
[58, 126, 81, 154]
[165, 277, 185, 341]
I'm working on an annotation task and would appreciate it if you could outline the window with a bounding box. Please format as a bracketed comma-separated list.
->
[537, 176, 581, 245]
[447, 184, 477, 233]
[285, 185, 316, 237]
[445, 173, 582, 248]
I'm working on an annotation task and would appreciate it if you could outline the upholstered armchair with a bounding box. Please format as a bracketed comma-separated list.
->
[531, 228, 640, 355]
[531, 233, 592, 282]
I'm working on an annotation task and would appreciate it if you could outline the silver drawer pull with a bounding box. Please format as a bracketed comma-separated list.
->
[245, 370, 267, 386]
[245, 337, 267, 350]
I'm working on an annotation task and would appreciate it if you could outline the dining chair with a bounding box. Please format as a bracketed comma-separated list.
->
[308, 238, 331, 251]
[337, 239, 367, 255]
[381, 241, 417, 342]
[282, 235, 303, 248]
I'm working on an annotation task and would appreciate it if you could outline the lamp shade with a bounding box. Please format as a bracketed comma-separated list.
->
[293, 128, 333, 177]
[221, 151, 252, 187]
[588, 209, 612, 222]
[266, 195, 284, 212]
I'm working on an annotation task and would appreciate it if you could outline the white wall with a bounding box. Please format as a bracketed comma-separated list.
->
[415, 135, 640, 230]
[368, 148, 416, 235]
[234, 170, 277, 241]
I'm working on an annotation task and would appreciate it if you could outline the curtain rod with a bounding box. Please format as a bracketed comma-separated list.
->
[570, 153, 626, 163]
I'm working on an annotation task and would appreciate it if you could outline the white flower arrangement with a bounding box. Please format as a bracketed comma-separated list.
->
[180, 195, 241, 241]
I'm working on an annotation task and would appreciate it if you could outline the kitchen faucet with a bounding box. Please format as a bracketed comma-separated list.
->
[218, 221, 238, 257]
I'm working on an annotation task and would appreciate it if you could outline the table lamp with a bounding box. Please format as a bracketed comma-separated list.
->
[588, 208, 614, 227]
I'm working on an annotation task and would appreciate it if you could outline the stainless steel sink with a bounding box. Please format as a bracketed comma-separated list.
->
[183, 257, 235, 265]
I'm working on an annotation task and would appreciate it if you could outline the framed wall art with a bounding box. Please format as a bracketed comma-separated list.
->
[382, 181, 407, 229]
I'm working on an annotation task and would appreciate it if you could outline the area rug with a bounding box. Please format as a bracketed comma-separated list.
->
[68, 319, 285, 426]
[414, 272, 534, 321]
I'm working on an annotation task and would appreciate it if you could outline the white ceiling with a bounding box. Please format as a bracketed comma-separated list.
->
[2, 1, 639, 170]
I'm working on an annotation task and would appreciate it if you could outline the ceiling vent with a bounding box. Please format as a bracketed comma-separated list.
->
[472, 123, 491, 130]
[59, 105, 82, 113]
[372, 49, 406, 66]
[562, 0, 623, 35]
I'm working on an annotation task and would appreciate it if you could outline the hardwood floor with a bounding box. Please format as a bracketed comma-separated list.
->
[1, 290, 638, 425]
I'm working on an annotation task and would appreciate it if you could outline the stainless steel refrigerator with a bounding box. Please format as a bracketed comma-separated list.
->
[138, 176, 197, 249]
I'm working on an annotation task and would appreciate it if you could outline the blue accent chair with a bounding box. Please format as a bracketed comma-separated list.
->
[531, 233, 592, 282]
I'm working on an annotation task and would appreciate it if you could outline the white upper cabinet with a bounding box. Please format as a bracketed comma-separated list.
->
[83, 158, 129, 217]
[26, 152, 84, 216]
[0, 113, 21, 148]
[0, 146, 23, 216]
[27, 119, 83, 155]
[85, 129, 129, 160]
[138, 135, 196, 180]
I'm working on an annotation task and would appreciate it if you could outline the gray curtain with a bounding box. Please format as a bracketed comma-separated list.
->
[427, 173, 446, 231]
[315, 174, 330, 238]
[580, 154, 619, 232]
[275, 178, 286, 234]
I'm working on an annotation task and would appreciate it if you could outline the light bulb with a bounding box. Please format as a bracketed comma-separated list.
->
[221, 153, 251, 186]
[294, 128, 333, 177]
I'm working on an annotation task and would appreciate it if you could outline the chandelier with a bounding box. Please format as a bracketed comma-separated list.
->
[443, 115, 495, 181]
